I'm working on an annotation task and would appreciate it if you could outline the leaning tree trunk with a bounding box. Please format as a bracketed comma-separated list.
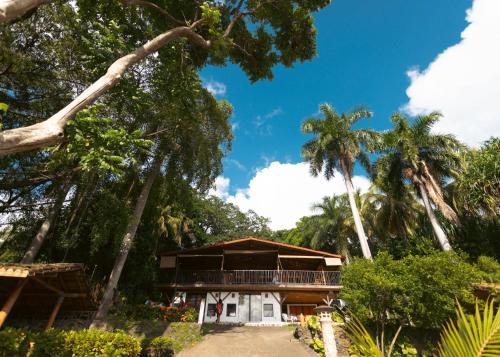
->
[90, 154, 163, 326]
[418, 183, 452, 251]
[0, 0, 53, 23]
[0, 21, 209, 156]
[21, 178, 72, 264]
[341, 164, 372, 260]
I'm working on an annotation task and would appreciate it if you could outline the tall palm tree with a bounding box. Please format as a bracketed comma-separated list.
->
[309, 195, 357, 262]
[301, 104, 378, 259]
[377, 112, 462, 251]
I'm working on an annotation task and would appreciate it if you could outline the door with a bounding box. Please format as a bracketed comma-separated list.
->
[289, 305, 316, 316]
[238, 294, 250, 323]
[250, 294, 262, 322]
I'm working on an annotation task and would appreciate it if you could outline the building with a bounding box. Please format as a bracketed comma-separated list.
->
[157, 237, 343, 324]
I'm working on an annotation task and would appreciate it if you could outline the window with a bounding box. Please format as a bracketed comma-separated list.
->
[264, 304, 274, 317]
[226, 303, 237, 317]
[232, 293, 235, 298]
[265, 293, 268, 298]
[207, 304, 216, 317]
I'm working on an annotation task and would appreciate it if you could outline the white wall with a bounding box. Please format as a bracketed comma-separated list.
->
[205, 291, 240, 323]
[203, 291, 282, 324]
[261, 292, 281, 323]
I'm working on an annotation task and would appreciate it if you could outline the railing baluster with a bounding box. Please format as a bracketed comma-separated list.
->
[168, 269, 341, 286]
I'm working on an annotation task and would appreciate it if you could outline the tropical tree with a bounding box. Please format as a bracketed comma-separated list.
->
[308, 195, 357, 261]
[301, 104, 378, 259]
[376, 112, 462, 251]
[0, 0, 331, 155]
[451, 137, 499, 217]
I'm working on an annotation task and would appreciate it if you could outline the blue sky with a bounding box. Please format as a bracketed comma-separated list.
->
[201, 0, 500, 229]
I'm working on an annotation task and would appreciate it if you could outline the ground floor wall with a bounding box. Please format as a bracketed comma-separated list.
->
[167, 289, 340, 324]
[202, 291, 282, 324]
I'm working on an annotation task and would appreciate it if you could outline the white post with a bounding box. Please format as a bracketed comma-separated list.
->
[315, 307, 337, 357]
[198, 298, 205, 325]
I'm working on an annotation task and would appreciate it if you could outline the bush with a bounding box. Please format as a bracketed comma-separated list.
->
[0, 328, 141, 357]
[143, 337, 175, 357]
[110, 305, 198, 323]
[340, 252, 481, 330]
[476, 256, 500, 283]
[65, 329, 141, 357]
[309, 338, 325, 357]
[0, 328, 30, 357]
[30, 329, 68, 357]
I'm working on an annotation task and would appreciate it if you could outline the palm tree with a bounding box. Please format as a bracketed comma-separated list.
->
[377, 112, 462, 251]
[301, 104, 378, 259]
[309, 195, 357, 262]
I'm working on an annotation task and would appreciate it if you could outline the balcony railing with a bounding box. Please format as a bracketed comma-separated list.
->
[161, 270, 341, 286]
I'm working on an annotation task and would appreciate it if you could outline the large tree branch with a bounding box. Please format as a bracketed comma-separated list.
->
[0, 24, 210, 156]
[0, 0, 53, 22]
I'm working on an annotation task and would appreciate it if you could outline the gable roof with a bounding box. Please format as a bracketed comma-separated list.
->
[159, 237, 343, 259]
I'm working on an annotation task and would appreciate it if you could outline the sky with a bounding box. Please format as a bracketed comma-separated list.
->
[202, 0, 500, 230]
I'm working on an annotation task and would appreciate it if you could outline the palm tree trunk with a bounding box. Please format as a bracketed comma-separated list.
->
[20, 178, 72, 264]
[418, 183, 453, 251]
[341, 164, 372, 260]
[90, 154, 163, 326]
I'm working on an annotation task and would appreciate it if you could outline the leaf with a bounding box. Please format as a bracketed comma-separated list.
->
[438, 299, 500, 357]
[0, 102, 9, 112]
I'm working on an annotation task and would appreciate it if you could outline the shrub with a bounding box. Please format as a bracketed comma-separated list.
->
[110, 304, 198, 323]
[476, 255, 500, 283]
[0, 328, 30, 357]
[30, 329, 68, 357]
[65, 329, 141, 357]
[143, 336, 175, 357]
[340, 252, 481, 329]
[309, 337, 325, 357]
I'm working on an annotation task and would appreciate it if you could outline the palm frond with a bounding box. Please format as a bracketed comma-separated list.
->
[344, 315, 384, 357]
[438, 299, 500, 357]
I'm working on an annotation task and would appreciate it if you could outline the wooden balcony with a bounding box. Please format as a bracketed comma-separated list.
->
[159, 270, 341, 288]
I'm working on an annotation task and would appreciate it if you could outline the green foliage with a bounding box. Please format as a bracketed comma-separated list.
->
[0, 328, 30, 357]
[64, 329, 141, 357]
[144, 336, 175, 357]
[50, 105, 152, 175]
[476, 256, 500, 283]
[308, 337, 325, 357]
[452, 138, 500, 217]
[438, 299, 500, 357]
[0, 328, 141, 357]
[340, 252, 481, 329]
[30, 329, 68, 357]
[307, 315, 321, 335]
[345, 316, 383, 357]
[109, 304, 197, 323]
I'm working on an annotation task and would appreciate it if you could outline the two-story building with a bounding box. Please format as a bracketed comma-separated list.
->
[157, 237, 343, 324]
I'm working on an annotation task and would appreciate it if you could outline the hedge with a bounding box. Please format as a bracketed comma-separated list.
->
[0, 328, 141, 357]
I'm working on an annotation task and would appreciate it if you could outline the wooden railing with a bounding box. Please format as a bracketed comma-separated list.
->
[161, 270, 341, 286]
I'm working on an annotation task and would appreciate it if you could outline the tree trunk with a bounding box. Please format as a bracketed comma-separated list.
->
[418, 183, 453, 251]
[0, 0, 53, 23]
[20, 178, 72, 264]
[90, 154, 163, 326]
[341, 162, 372, 260]
[420, 162, 460, 225]
[0, 24, 209, 157]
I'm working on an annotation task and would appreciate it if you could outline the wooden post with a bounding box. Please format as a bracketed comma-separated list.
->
[45, 295, 65, 330]
[0, 278, 28, 328]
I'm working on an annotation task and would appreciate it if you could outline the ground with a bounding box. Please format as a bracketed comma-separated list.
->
[178, 325, 315, 357]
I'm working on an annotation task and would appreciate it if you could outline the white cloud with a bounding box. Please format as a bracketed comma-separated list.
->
[204, 80, 227, 96]
[208, 176, 230, 200]
[404, 0, 500, 146]
[212, 162, 371, 230]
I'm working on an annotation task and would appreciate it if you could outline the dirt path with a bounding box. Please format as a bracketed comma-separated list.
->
[177, 325, 315, 357]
